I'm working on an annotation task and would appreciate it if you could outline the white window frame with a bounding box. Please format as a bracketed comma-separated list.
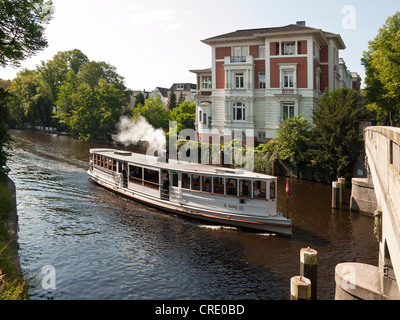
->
[233, 102, 246, 121]
[283, 42, 296, 55]
[235, 72, 245, 89]
[279, 63, 298, 90]
[258, 72, 266, 89]
[283, 71, 294, 88]
[201, 77, 212, 90]
[258, 45, 265, 58]
[282, 103, 295, 120]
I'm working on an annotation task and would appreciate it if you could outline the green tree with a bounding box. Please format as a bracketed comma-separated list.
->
[169, 101, 196, 132]
[53, 69, 78, 127]
[0, 0, 54, 67]
[77, 60, 125, 91]
[311, 88, 365, 181]
[133, 97, 170, 130]
[37, 49, 88, 103]
[167, 88, 177, 110]
[362, 11, 400, 126]
[67, 79, 126, 141]
[264, 114, 313, 177]
[0, 89, 12, 175]
[7, 69, 53, 128]
[133, 92, 145, 108]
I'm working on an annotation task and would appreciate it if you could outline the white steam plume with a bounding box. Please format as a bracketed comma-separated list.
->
[112, 116, 166, 159]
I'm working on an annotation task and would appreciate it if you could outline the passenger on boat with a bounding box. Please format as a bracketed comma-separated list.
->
[162, 171, 170, 200]
[122, 164, 128, 188]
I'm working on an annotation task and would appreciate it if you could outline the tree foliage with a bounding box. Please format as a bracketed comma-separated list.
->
[256, 88, 365, 182]
[133, 97, 170, 131]
[0, 89, 12, 175]
[167, 88, 177, 110]
[169, 101, 196, 132]
[264, 114, 313, 173]
[311, 88, 365, 181]
[0, 0, 54, 67]
[362, 11, 400, 126]
[6, 49, 128, 141]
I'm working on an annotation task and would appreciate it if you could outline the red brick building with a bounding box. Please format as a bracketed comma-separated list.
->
[191, 22, 361, 144]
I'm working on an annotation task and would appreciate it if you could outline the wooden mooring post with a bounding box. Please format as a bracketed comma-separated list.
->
[338, 177, 346, 204]
[290, 276, 311, 300]
[300, 247, 318, 300]
[332, 181, 340, 209]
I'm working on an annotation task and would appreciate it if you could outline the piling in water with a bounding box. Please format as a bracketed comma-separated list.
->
[290, 276, 311, 300]
[338, 177, 346, 204]
[332, 181, 340, 209]
[300, 247, 318, 300]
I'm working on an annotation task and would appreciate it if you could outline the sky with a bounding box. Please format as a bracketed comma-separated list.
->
[1, 0, 399, 90]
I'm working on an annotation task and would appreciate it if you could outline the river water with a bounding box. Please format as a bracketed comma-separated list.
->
[8, 130, 378, 300]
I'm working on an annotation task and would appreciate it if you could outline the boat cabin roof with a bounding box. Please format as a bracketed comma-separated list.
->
[90, 148, 276, 181]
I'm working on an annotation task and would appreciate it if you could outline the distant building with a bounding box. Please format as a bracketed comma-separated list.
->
[168, 83, 197, 102]
[129, 90, 151, 107]
[151, 87, 169, 107]
[191, 22, 362, 144]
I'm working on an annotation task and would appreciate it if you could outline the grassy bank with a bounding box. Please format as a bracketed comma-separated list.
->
[0, 175, 27, 300]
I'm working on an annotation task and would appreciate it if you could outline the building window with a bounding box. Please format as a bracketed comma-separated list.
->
[176, 84, 184, 90]
[258, 45, 265, 58]
[283, 71, 294, 88]
[233, 102, 246, 121]
[235, 73, 245, 89]
[282, 103, 295, 120]
[202, 77, 212, 89]
[258, 72, 266, 89]
[316, 69, 321, 92]
[283, 42, 295, 55]
[203, 113, 207, 125]
[232, 46, 249, 61]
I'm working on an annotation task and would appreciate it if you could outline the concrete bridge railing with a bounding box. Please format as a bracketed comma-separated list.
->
[364, 126, 400, 297]
[336, 126, 400, 300]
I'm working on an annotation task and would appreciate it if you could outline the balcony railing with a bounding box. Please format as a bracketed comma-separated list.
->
[225, 56, 254, 64]
[231, 56, 247, 63]
[282, 89, 296, 95]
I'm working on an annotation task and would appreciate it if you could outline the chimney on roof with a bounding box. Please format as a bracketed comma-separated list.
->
[296, 21, 306, 26]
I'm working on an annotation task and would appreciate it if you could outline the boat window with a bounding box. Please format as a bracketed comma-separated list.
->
[172, 172, 179, 187]
[108, 159, 113, 171]
[182, 173, 191, 189]
[202, 176, 212, 193]
[226, 178, 237, 196]
[253, 180, 266, 199]
[191, 174, 201, 191]
[239, 180, 251, 197]
[144, 168, 159, 183]
[101, 156, 104, 167]
[143, 168, 160, 190]
[270, 181, 276, 200]
[213, 177, 224, 194]
[129, 165, 142, 185]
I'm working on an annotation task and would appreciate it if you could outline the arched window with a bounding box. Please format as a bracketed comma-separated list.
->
[233, 102, 246, 121]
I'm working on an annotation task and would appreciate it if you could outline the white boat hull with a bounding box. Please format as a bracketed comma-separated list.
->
[89, 171, 292, 236]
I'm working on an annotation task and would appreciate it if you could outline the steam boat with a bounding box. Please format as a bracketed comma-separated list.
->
[88, 148, 292, 236]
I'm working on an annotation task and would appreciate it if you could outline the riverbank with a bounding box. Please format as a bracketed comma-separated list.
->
[0, 174, 26, 300]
